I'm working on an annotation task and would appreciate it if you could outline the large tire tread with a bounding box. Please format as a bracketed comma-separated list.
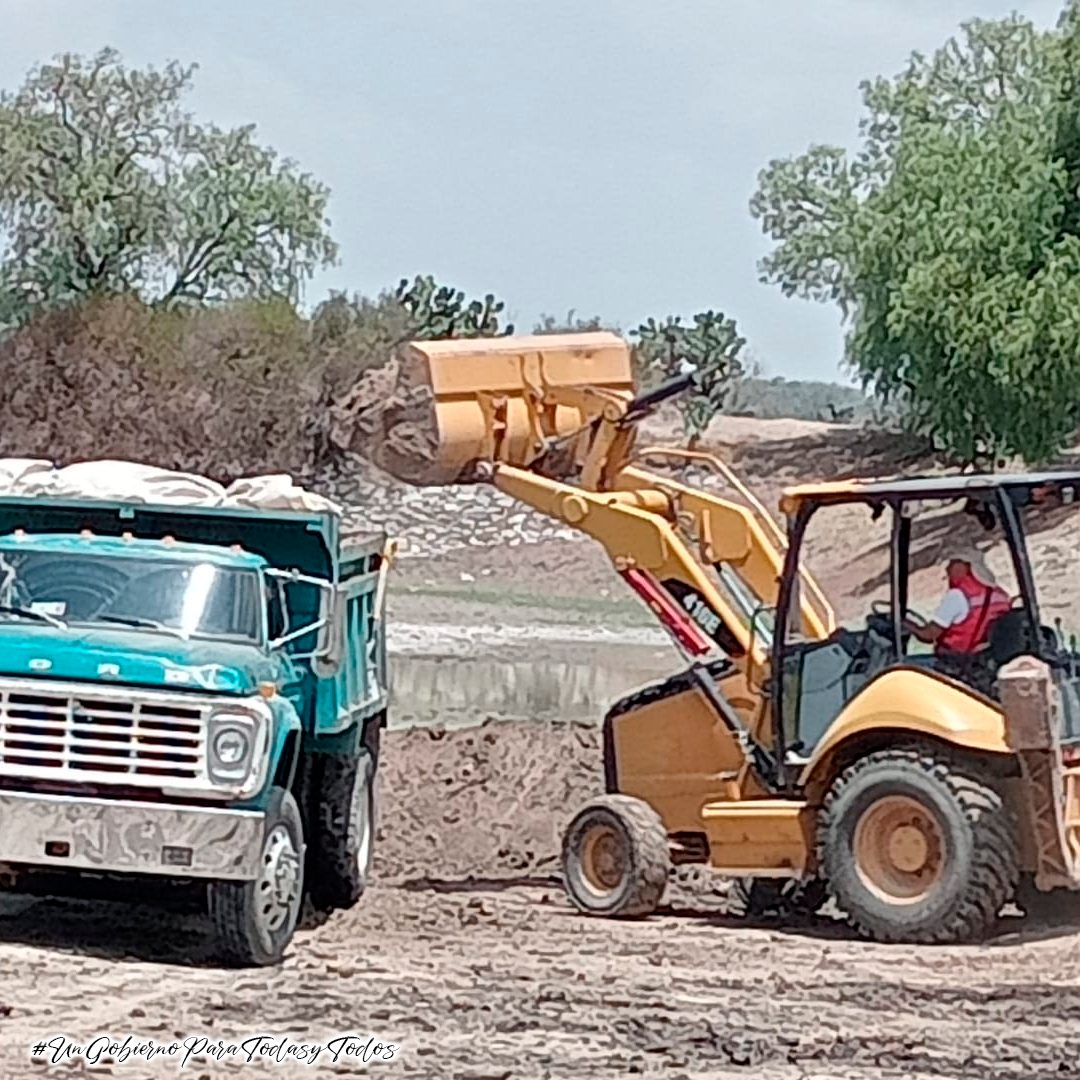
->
[819, 746, 1018, 944]
[208, 787, 304, 967]
[562, 794, 670, 918]
[310, 751, 375, 911]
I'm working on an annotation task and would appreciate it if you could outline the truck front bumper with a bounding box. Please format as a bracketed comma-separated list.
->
[0, 791, 265, 881]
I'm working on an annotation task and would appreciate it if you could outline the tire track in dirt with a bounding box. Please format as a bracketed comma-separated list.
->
[6, 884, 1074, 1079]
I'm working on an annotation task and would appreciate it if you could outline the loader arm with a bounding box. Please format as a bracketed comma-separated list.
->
[492, 463, 765, 663]
[393, 332, 833, 687]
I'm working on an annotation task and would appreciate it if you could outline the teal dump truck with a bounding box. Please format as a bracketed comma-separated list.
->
[0, 461, 391, 965]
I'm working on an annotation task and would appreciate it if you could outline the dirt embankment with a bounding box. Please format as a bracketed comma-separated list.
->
[373, 719, 605, 884]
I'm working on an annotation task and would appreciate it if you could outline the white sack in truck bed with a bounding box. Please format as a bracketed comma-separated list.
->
[0, 459, 342, 515]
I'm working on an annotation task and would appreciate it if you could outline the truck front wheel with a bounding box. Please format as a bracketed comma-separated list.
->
[310, 751, 376, 910]
[208, 786, 305, 967]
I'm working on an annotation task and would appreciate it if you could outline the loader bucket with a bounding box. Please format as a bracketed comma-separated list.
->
[392, 332, 636, 485]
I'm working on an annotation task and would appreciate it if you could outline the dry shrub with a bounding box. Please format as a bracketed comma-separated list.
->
[0, 294, 408, 481]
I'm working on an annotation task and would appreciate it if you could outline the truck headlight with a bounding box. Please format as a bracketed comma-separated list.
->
[207, 711, 259, 784]
[212, 725, 251, 767]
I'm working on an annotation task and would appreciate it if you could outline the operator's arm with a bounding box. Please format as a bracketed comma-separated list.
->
[906, 620, 945, 644]
[904, 589, 967, 644]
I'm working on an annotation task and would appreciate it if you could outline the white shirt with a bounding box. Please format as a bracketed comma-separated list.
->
[933, 588, 970, 628]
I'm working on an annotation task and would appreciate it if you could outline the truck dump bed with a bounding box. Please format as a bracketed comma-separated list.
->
[0, 459, 352, 575]
[0, 459, 390, 726]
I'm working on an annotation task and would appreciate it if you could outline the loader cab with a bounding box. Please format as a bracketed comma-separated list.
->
[769, 472, 1080, 776]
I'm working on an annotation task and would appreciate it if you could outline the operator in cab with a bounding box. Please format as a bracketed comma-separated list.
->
[903, 546, 1012, 657]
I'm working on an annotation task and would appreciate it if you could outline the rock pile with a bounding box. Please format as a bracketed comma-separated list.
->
[328, 354, 444, 486]
[323, 452, 585, 559]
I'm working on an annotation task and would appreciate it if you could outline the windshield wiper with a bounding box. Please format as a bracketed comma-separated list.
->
[97, 614, 186, 639]
[0, 604, 68, 630]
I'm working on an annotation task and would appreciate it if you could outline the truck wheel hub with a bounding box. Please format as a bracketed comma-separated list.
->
[259, 825, 301, 931]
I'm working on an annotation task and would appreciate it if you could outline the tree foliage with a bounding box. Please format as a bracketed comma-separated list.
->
[631, 311, 746, 445]
[394, 274, 513, 339]
[0, 48, 337, 327]
[751, 3, 1080, 464]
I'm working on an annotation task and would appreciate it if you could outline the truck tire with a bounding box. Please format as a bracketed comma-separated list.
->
[207, 786, 305, 967]
[561, 794, 670, 918]
[818, 747, 1018, 944]
[309, 750, 376, 910]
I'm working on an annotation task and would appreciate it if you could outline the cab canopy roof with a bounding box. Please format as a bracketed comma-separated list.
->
[781, 470, 1080, 509]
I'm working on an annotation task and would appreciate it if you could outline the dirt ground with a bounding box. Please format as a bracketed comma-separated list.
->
[1, 417, 1080, 1078]
[0, 720, 1078, 1079]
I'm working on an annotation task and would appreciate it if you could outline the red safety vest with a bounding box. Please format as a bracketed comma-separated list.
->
[937, 573, 1012, 654]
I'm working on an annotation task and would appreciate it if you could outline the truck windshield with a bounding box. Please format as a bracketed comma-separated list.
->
[0, 550, 262, 644]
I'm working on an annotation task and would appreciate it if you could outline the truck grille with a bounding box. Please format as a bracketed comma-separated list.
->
[0, 685, 208, 788]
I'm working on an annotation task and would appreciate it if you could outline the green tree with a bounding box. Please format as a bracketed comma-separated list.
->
[632, 311, 746, 447]
[0, 48, 336, 326]
[751, 4, 1080, 464]
[394, 274, 513, 338]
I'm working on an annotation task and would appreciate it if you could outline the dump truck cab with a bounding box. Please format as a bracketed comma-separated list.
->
[0, 461, 391, 966]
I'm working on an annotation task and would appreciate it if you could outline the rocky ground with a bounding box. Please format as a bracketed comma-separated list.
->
[1, 414, 1079, 1078]
[0, 718, 1078, 1079]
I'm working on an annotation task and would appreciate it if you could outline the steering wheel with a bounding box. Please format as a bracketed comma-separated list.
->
[870, 599, 929, 629]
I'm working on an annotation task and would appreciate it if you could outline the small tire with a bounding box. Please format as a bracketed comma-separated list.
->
[208, 786, 305, 967]
[819, 747, 1018, 944]
[729, 876, 827, 921]
[561, 795, 670, 918]
[309, 751, 376, 911]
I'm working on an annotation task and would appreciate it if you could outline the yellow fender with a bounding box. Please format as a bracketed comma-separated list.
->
[798, 667, 1012, 792]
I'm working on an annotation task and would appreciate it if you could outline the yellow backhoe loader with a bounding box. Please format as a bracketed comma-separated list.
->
[389, 330, 1080, 943]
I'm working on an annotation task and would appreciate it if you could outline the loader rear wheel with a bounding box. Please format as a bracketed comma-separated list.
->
[561, 795, 670, 918]
[819, 747, 1018, 944]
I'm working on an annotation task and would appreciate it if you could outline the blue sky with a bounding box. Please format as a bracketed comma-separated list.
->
[0, 0, 1067, 382]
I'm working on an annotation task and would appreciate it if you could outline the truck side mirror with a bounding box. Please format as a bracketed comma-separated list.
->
[264, 569, 339, 671]
[312, 586, 344, 678]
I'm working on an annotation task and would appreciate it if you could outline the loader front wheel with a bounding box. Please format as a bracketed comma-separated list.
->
[561, 795, 670, 918]
[819, 748, 1018, 944]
